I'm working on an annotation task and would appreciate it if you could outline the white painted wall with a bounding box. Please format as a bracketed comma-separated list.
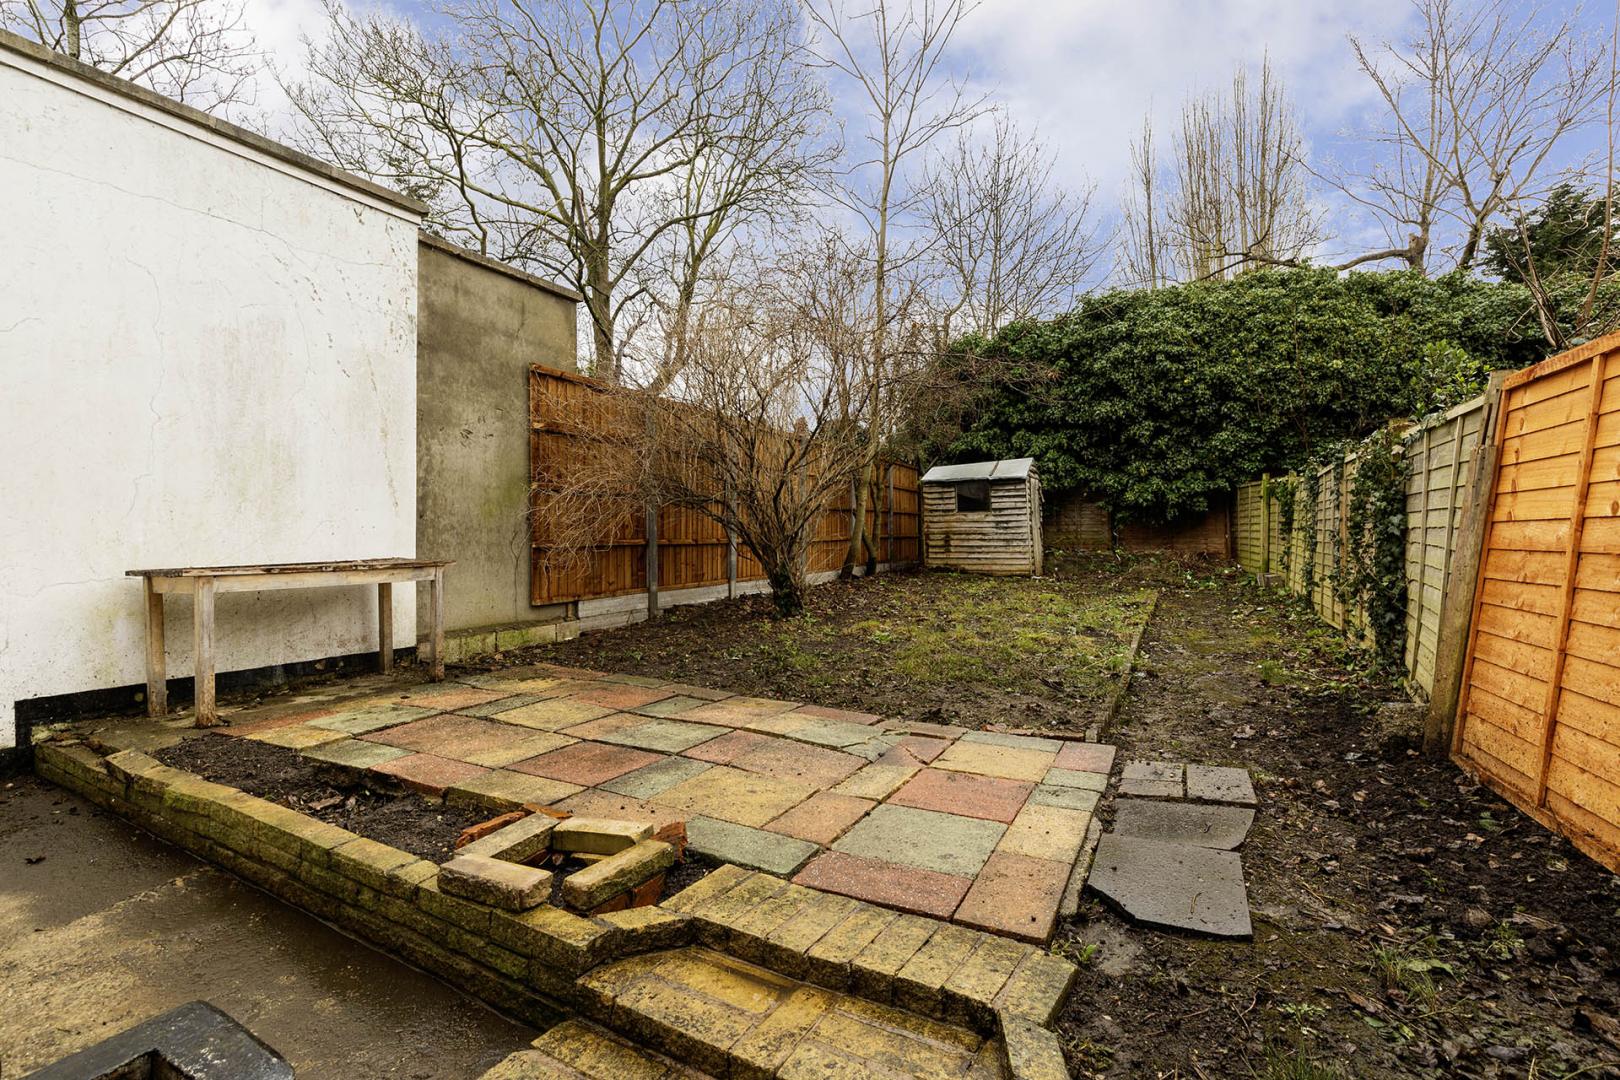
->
[0, 38, 423, 748]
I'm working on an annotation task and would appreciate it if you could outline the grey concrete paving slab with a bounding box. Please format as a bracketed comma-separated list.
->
[1087, 833, 1252, 938]
[1111, 798, 1255, 850]
[1185, 764, 1258, 806]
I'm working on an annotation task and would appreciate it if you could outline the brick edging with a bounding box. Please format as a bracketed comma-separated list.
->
[35, 740, 1078, 1079]
[33, 741, 693, 1026]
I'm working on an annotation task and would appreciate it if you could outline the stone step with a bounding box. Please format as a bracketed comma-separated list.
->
[478, 1019, 716, 1078]
[661, 864, 1076, 1033]
[577, 946, 1011, 1079]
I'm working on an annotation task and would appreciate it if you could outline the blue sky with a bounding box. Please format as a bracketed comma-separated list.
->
[245, 0, 1616, 276]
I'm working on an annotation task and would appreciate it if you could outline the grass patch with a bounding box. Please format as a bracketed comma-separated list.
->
[789, 573, 1156, 701]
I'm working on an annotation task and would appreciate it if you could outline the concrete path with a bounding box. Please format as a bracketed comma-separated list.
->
[0, 776, 534, 1078]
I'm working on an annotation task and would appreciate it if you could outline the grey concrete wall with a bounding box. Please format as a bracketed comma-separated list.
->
[416, 234, 580, 638]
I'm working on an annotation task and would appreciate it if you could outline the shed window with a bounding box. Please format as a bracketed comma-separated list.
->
[956, 479, 991, 512]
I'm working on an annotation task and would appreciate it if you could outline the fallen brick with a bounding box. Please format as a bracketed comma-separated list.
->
[441, 854, 554, 911]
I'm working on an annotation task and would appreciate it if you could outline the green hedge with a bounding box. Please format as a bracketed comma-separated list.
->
[946, 269, 1544, 523]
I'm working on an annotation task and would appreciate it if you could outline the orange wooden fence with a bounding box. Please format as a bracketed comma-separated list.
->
[528, 366, 920, 605]
[1453, 332, 1620, 873]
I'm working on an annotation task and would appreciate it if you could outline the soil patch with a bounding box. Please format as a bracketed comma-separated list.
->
[480, 568, 1155, 733]
[156, 734, 484, 862]
[1048, 557, 1620, 1079]
[153, 735, 719, 909]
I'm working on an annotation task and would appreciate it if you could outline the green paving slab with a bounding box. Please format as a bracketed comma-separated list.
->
[831, 804, 1005, 878]
[455, 693, 548, 718]
[630, 695, 713, 718]
[778, 718, 884, 749]
[686, 815, 819, 875]
[307, 704, 438, 734]
[1028, 784, 1101, 812]
[596, 719, 731, 754]
[1043, 768, 1109, 792]
[599, 756, 715, 799]
[443, 769, 583, 812]
[958, 730, 1064, 753]
[301, 739, 411, 770]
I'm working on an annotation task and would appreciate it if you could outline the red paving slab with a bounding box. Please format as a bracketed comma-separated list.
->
[792, 850, 972, 920]
[730, 739, 865, 788]
[952, 851, 1071, 942]
[788, 704, 885, 726]
[371, 753, 490, 796]
[1055, 742, 1117, 774]
[887, 769, 1034, 824]
[362, 714, 523, 760]
[569, 684, 676, 710]
[875, 735, 951, 766]
[683, 729, 771, 764]
[509, 741, 663, 786]
[765, 793, 876, 846]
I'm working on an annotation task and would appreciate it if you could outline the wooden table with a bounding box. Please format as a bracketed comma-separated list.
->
[126, 559, 453, 727]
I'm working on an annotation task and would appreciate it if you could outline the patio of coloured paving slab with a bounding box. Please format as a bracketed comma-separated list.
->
[210, 663, 1115, 942]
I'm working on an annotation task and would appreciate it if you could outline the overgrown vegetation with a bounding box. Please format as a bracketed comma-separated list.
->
[1338, 427, 1413, 674]
[942, 269, 1542, 523]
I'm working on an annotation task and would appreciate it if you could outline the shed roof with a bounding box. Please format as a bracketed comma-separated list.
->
[921, 457, 1035, 483]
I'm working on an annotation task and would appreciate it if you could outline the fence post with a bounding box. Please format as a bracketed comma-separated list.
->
[1259, 473, 1271, 577]
[724, 477, 738, 599]
[1425, 372, 1507, 756]
[645, 503, 659, 620]
[886, 463, 895, 566]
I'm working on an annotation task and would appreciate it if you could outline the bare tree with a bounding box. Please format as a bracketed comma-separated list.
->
[531, 241, 924, 616]
[1119, 114, 1169, 289]
[925, 114, 1099, 337]
[285, 0, 830, 382]
[2, 0, 260, 111]
[804, 0, 983, 576]
[1338, 0, 1611, 273]
[1164, 58, 1319, 280]
[1497, 15, 1620, 349]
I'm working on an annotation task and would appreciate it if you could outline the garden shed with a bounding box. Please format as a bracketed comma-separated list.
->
[921, 458, 1043, 575]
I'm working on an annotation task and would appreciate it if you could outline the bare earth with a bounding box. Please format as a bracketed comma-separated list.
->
[523, 557, 1620, 1080]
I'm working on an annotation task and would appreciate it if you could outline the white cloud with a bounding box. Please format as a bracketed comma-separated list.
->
[953, 0, 1417, 202]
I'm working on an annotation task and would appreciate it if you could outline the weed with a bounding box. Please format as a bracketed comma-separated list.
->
[1052, 939, 1099, 966]
[1258, 659, 1295, 686]
[1371, 942, 1454, 1010]
[1256, 1042, 1349, 1080]
[1481, 922, 1523, 961]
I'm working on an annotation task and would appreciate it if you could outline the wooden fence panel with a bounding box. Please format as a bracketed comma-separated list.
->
[1233, 395, 1492, 696]
[528, 366, 919, 604]
[1455, 334, 1620, 873]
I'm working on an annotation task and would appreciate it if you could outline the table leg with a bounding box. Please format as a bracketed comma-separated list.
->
[377, 582, 394, 674]
[143, 577, 167, 716]
[193, 576, 217, 727]
[428, 569, 445, 681]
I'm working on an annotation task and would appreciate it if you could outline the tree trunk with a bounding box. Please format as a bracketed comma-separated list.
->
[585, 240, 616, 382]
[765, 554, 807, 617]
[842, 461, 873, 579]
[64, 0, 82, 58]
